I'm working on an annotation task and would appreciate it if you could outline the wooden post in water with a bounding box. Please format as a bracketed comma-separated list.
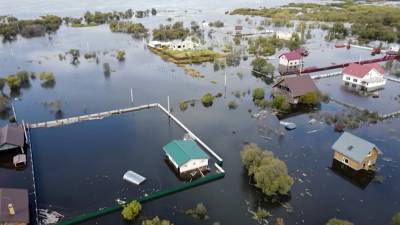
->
[224, 71, 227, 98]
[130, 88, 134, 105]
[167, 96, 170, 113]
[11, 103, 17, 122]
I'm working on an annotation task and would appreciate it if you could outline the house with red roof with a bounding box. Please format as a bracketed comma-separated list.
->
[342, 63, 386, 92]
[279, 51, 302, 74]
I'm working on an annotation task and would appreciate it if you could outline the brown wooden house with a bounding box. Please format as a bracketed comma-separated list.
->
[272, 75, 319, 104]
[331, 132, 379, 171]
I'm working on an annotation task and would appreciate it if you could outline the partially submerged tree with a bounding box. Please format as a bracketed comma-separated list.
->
[69, 49, 80, 65]
[325, 218, 354, 225]
[393, 212, 400, 225]
[39, 71, 55, 87]
[251, 58, 274, 76]
[103, 63, 111, 77]
[142, 216, 172, 225]
[252, 88, 265, 100]
[121, 201, 141, 221]
[298, 91, 319, 106]
[201, 93, 214, 107]
[185, 203, 208, 220]
[240, 143, 293, 196]
[116, 50, 126, 61]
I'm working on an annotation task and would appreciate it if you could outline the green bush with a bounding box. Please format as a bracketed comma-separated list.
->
[228, 100, 238, 109]
[240, 143, 293, 196]
[209, 20, 224, 28]
[39, 72, 55, 87]
[252, 88, 265, 100]
[325, 218, 354, 225]
[201, 93, 214, 107]
[121, 201, 141, 221]
[142, 216, 172, 225]
[251, 57, 274, 76]
[185, 203, 208, 220]
[299, 91, 319, 105]
[272, 95, 290, 111]
[5, 75, 21, 91]
[116, 50, 126, 61]
[179, 101, 188, 111]
[392, 212, 400, 225]
[0, 95, 10, 113]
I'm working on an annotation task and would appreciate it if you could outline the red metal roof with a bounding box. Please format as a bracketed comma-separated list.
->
[342, 63, 384, 78]
[280, 51, 302, 61]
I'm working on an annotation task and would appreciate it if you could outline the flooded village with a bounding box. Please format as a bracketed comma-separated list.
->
[1, 0, 400, 225]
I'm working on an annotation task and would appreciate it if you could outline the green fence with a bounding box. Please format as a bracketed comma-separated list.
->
[57, 172, 225, 225]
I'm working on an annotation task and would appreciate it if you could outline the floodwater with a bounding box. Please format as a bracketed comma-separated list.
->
[1, 1, 400, 225]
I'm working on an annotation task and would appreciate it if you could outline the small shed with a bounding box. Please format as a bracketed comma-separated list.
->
[123, 171, 146, 185]
[0, 188, 29, 225]
[0, 124, 25, 152]
[332, 132, 379, 171]
[163, 140, 209, 174]
[272, 75, 319, 104]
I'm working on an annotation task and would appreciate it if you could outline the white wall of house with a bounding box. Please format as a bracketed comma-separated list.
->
[179, 159, 208, 173]
[275, 31, 292, 41]
[279, 55, 300, 67]
[170, 41, 196, 51]
[342, 69, 386, 91]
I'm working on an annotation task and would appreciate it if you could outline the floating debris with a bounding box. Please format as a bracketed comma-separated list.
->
[38, 209, 64, 225]
[308, 118, 317, 125]
[280, 121, 296, 130]
[306, 129, 319, 134]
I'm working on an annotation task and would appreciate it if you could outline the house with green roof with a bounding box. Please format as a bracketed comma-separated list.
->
[332, 132, 379, 171]
[163, 140, 209, 174]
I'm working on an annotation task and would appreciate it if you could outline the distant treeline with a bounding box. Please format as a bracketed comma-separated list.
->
[0, 8, 157, 41]
[231, 2, 400, 43]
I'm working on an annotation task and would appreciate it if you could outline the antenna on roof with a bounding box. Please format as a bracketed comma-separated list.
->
[348, 145, 353, 151]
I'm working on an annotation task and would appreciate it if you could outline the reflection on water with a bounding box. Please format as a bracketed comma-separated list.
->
[330, 159, 375, 189]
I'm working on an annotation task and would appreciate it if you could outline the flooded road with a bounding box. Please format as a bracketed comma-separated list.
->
[1, 1, 400, 225]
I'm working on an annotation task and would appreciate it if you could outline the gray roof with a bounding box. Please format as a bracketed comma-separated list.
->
[332, 132, 378, 163]
[0, 124, 24, 148]
[0, 188, 29, 223]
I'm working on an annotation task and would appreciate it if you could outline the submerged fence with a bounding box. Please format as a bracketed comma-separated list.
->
[57, 172, 225, 225]
[25, 102, 225, 225]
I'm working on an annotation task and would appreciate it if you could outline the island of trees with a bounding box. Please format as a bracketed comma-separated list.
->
[231, 1, 400, 43]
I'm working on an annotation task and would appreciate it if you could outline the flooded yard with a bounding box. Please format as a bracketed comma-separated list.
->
[0, 1, 400, 225]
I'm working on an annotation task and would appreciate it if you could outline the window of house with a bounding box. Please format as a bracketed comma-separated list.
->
[346, 77, 350, 80]
[368, 151, 372, 156]
[352, 84, 356, 88]
[345, 82, 349, 86]
[343, 158, 349, 164]
[353, 79, 358, 82]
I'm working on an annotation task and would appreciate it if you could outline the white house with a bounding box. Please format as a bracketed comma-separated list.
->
[169, 40, 196, 51]
[163, 140, 209, 174]
[279, 51, 302, 68]
[342, 63, 386, 92]
[275, 31, 293, 41]
[148, 40, 197, 51]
